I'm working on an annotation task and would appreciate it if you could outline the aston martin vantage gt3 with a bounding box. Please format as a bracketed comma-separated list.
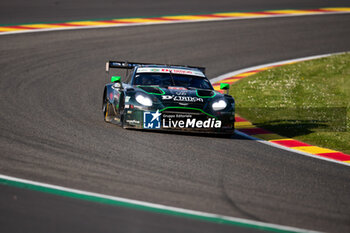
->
[102, 61, 235, 134]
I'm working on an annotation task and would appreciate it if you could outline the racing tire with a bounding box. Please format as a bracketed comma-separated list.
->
[103, 101, 113, 123]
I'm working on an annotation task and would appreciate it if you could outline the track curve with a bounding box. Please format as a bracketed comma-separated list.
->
[1, 2, 350, 233]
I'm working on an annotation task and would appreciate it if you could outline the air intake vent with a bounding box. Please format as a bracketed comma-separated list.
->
[196, 90, 215, 98]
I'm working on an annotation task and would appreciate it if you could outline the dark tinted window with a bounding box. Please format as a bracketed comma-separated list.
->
[133, 73, 212, 89]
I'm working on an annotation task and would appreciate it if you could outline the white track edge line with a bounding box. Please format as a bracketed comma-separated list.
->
[211, 52, 350, 167]
[0, 11, 349, 36]
[0, 173, 319, 233]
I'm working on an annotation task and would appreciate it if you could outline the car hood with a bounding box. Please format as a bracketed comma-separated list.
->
[135, 86, 220, 108]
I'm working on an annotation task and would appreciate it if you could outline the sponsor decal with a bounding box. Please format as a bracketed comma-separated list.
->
[126, 119, 140, 124]
[162, 95, 173, 100]
[162, 113, 221, 128]
[125, 96, 131, 103]
[143, 110, 221, 129]
[162, 95, 203, 102]
[163, 118, 221, 128]
[143, 110, 161, 129]
[168, 86, 187, 90]
[136, 67, 205, 77]
[175, 91, 186, 95]
[112, 62, 122, 66]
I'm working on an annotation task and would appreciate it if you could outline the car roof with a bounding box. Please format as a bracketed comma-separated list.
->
[135, 65, 206, 78]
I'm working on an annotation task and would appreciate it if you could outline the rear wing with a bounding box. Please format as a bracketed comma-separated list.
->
[105, 60, 206, 74]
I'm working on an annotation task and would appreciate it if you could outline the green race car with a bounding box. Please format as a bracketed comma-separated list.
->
[102, 61, 235, 134]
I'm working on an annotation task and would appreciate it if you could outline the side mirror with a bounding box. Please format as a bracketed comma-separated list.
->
[111, 76, 122, 90]
[111, 76, 121, 83]
[220, 83, 230, 94]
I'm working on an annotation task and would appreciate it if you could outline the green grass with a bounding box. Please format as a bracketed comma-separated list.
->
[230, 53, 350, 154]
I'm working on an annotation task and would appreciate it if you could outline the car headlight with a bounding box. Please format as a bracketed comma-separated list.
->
[135, 94, 153, 106]
[212, 99, 227, 111]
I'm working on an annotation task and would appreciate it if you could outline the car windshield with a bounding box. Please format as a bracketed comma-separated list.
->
[133, 73, 213, 90]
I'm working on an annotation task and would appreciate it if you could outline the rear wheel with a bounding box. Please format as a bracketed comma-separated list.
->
[103, 99, 113, 123]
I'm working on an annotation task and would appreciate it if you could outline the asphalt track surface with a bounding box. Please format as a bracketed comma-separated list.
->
[1, 0, 350, 25]
[1, 1, 350, 233]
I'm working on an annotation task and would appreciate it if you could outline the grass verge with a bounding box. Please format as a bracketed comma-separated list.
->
[230, 53, 350, 154]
